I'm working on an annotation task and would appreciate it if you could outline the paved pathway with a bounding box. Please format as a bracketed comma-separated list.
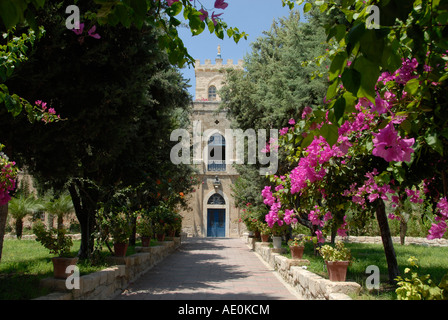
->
[115, 238, 300, 300]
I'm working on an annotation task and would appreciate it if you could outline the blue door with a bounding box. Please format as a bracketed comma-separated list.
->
[207, 209, 226, 237]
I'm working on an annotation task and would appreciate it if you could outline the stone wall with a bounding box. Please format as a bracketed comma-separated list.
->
[330, 235, 448, 247]
[250, 240, 361, 300]
[35, 238, 181, 300]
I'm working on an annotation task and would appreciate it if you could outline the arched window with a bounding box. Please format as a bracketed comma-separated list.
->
[208, 133, 226, 172]
[208, 85, 217, 101]
[207, 193, 225, 205]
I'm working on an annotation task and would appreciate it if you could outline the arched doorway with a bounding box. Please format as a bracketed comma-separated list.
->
[206, 193, 226, 237]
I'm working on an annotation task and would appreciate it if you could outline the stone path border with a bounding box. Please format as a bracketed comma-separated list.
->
[34, 238, 181, 300]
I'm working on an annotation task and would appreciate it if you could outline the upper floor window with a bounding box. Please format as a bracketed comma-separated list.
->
[208, 85, 217, 101]
[208, 133, 226, 172]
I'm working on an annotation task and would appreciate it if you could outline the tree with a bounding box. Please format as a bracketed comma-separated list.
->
[43, 193, 74, 230]
[0, 0, 243, 260]
[273, 0, 448, 284]
[0, 1, 194, 259]
[8, 194, 42, 239]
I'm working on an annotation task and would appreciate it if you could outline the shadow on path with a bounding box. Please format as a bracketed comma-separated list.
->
[115, 238, 299, 300]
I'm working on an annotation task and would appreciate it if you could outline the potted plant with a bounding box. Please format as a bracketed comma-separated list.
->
[318, 241, 352, 281]
[33, 221, 77, 279]
[98, 208, 133, 257]
[110, 212, 133, 256]
[136, 211, 153, 247]
[154, 222, 167, 242]
[287, 236, 305, 259]
[257, 221, 271, 242]
[270, 223, 287, 249]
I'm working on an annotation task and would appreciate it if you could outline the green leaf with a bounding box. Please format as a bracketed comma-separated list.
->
[304, 3, 312, 13]
[404, 78, 420, 95]
[342, 91, 357, 113]
[326, 78, 339, 101]
[425, 132, 444, 155]
[333, 96, 346, 124]
[341, 68, 361, 96]
[353, 56, 379, 102]
[400, 119, 412, 134]
[346, 23, 365, 55]
[301, 132, 315, 148]
[320, 123, 339, 147]
[167, 1, 182, 16]
[0, 0, 20, 30]
[329, 51, 347, 81]
[359, 29, 385, 64]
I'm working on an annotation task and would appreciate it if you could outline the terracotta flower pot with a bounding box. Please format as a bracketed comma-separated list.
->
[325, 261, 349, 281]
[141, 236, 151, 247]
[52, 257, 78, 279]
[114, 243, 128, 257]
[254, 230, 261, 238]
[290, 246, 304, 259]
[261, 234, 270, 242]
[156, 233, 165, 242]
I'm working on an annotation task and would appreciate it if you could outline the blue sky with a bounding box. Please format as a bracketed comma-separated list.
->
[178, 0, 303, 99]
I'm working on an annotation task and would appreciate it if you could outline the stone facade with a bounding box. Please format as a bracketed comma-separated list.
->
[194, 46, 243, 101]
[179, 49, 244, 238]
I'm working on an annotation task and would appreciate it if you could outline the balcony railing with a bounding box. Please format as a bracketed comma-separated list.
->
[207, 160, 226, 172]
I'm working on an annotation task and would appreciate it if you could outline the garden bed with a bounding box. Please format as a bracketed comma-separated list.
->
[247, 237, 448, 300]
[0, 237, 180, 300]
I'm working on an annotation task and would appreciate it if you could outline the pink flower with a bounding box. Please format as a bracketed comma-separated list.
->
[166, 0, 180, 6]
[72, 23, 84, 35]
[211, 12, 223, 25]
[88, 25, 101, 39]
[279, 127, 289, 136]
[405, 188, 423, 204]
[427, 220, 447, 240]
[284, 209, 297, 225]
[302, 106, 312, 119]
[214, 0, 228, 9]
[372, 123, 415, 162]
[198, 8, 208, 21]
[288, 118, 295, 125]
[372, 95, 389, 114]
[323, 211, 333, 221]
[315, 230, 325, 243]
[308, 207, 324, 227]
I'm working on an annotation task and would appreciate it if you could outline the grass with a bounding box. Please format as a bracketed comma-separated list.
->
[281, 241, 448, 300]
[0, 237, 160, 300]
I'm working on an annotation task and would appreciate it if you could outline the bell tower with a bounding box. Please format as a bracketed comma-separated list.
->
[179, 48, 245, 238]
[194, 46, 243, 101]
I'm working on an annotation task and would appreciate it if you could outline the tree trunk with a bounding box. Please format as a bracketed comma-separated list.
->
[57, 215, 64, 230]
[0, 204, 8, 263]
[15, 218, 23, 239]
[129, 216, 136, 246]
[376, 198, 400, 284]
[399, 219, 407, 245]
[330, 226, 337, 244]
[68, 181, 98, 260]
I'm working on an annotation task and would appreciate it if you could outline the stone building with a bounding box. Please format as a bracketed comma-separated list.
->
[180, 47, 245, 238]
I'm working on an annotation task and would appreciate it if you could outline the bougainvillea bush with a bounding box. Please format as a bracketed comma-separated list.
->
[266, 0, 448, 252]
[0, 145, 18, 206]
